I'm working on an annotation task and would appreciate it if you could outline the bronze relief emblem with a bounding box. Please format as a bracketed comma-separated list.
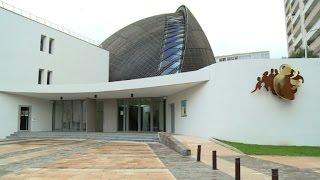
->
[251, 64, 304, 100]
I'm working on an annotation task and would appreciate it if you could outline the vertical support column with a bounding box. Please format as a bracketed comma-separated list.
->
[125, 101, 129, 132]
[52, 101, 55, 131]
[163, 98, 166, 132]
[138, 100, 141, 132]
[150, 103, 154, 132]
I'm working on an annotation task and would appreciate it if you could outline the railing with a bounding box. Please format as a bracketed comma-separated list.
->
[0, 0, 100, 46]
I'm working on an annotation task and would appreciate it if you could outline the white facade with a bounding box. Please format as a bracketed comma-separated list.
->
[0, 7, 109, 87]
[0, 7, 108, 138]
[1, 5, 320, 146]
[166, 59, 320, 146]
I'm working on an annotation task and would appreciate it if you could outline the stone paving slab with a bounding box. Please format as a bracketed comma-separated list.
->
[1, 168, 175, 180]
[148, 143, 233, 180]
[0, 139, 236, 179]
[0, 140, 174, 179]
[0, 140, 104, 172]
[252, 155, 320, 170]
[221, 155, 320, 180]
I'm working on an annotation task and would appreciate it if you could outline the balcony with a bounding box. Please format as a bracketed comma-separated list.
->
[287, 27, 293, 36]
[291, 0, 300, 14]
[286, 16, 292, 28]
[288, 44, 295, 55]
[293, 20, 302, 37]
[292, 9, 301, 27]
[293, 33, 303, 50]
[304, 0, 317, 16]
[288, 34, 294, 45]
[285, 0, 291, 15]
[309, 35, 320, 54]
[307, 19, 320, 43]
[305, 0, 320, 30]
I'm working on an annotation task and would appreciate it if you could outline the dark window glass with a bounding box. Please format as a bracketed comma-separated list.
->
[38, 69, 44, 84]
[163, 49, 182, 60]
[47, 71, 52, 84]
[163, 40, 184, 51]
[49, 38, 54, 54]
[40, 35, 46, 51]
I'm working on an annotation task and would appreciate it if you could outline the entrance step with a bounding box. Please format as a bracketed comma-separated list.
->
[7, 131, 159, 142]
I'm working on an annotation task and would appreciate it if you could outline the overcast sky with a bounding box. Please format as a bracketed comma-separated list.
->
[4, 0, 288, 58]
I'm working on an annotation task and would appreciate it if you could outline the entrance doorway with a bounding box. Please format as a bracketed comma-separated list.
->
[19, 106, 30, 131]
[117, 98, 165, 132]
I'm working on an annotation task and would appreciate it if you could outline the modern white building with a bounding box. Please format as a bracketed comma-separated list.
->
[1, 4, 320, 146]
[215, 51, 270, 62]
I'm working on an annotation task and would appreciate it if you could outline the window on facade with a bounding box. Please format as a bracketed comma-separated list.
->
[181, 100, 187, 117]
[47, 71, 52, 85]
[38, 69, 44, 84]
[49, 38, 54, 54]
[219, 58, 226, 62]
[40, 35, 46, 51]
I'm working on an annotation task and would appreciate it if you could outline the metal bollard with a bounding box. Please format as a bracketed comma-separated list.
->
[272, 168, 278, 180]
[235, 157, 240, 180]
[197, 145, 201, 161]
[212, 151, 217, 170]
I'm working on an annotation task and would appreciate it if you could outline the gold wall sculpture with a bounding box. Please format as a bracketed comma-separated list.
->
[251, 64, 304, 100]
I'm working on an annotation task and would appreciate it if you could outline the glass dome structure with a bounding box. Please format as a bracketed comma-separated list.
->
[100, 6, 215, 82]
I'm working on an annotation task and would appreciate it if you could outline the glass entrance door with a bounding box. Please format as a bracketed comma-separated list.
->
[117, 98, 164, 132]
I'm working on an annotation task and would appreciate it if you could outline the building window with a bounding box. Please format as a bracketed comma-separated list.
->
[40, 35, 46, 51]
[47, 71, 52, 85]
[38, 69, 44, 84]
[49, 38, 54, 54]
[181, 100, 187, 117]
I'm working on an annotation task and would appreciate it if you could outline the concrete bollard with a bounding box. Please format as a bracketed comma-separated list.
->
[272, 168, 278, 180]
[212, 150, 217, 170]
[197, 145, 201, 161]
[235, 157, 240, 180]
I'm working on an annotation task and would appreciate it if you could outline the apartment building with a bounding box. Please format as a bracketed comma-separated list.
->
[215, 51, 270, 62]
[284, 0, 320, 56]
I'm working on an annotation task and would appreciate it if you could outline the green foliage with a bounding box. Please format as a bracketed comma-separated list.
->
[289, 48, 319, 58]
[221, 140, 320, 156]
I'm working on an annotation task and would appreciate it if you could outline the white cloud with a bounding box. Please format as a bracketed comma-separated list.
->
[3, 0, 288, 58]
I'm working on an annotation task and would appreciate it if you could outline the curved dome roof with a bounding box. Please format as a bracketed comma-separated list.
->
[100, 6, 215, 82]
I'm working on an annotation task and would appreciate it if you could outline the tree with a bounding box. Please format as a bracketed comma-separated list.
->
[289, 48, 319, 58]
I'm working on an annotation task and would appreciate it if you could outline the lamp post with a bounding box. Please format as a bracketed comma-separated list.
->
[304, 27, 320, 58]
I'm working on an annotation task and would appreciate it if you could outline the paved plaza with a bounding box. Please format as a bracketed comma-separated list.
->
[0, 137, 319, 179]
[0, 138, 230, 179]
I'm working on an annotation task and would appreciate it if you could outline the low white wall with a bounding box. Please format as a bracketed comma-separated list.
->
[103, 99, 118, 132]
[0, 93, 52, 138]
[167, 59, 320, 146]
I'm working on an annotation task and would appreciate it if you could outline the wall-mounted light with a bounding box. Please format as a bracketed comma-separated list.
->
[94, 94, 98, 99]
[130, 93, 134, 98]
[60, 97, 63, 100]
